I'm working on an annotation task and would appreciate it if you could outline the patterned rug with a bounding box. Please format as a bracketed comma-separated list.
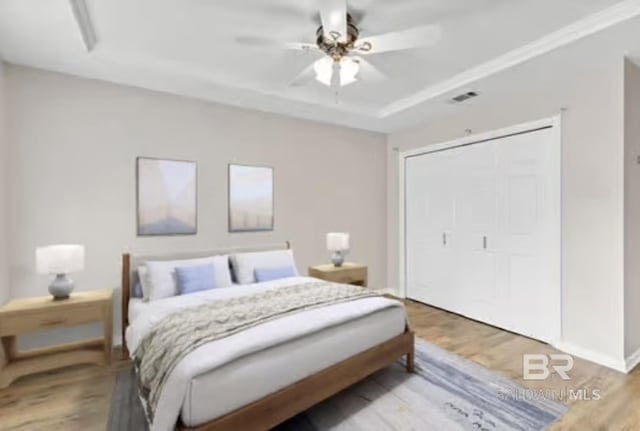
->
[109, 339, 568, 431]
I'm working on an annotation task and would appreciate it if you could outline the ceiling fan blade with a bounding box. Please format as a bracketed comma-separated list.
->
[352, 57, 387, 82]
[235, 36, 318, 52]
[319, 0, 347, 42]
[355, 25, 441, 55]
[288, 60, 319, 87]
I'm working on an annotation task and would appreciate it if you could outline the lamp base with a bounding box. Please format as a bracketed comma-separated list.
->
[331, 251, 345, 267]
[49, 274, 74, 300]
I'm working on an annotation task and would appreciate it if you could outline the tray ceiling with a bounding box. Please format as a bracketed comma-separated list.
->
[0, 0, 637, 131]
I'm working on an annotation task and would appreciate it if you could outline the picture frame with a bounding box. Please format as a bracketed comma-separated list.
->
[228, 164, 274, 232]
[136, 157, 197, 236]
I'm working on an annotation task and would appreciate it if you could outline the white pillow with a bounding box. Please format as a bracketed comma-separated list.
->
[230, 249, 298, 285]
[137, 265, 152, 301]
[145, 255, 232, 301]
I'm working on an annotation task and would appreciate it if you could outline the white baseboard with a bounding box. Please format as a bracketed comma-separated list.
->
[625, 346, 640, 373]
[552, 340, 626, 373]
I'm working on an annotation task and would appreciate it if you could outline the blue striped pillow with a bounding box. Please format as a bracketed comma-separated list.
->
[175, 264, 217, 295]
[254, 266, 296, 283]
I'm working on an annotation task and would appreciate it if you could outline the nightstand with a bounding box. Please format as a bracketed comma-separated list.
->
[0, 289, 113, 388]
[308, 263, 368, 287]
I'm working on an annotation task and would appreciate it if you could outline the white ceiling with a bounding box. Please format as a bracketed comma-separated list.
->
[0, 0, 639, 132]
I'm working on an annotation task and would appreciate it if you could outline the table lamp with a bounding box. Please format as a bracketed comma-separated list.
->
[36, 244, 85, 299]
[327, 233, 349, 267]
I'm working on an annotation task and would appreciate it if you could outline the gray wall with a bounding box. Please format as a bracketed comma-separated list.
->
[0, 62, 7, 367]
[5, 65, 387, 347]
[0, 62, 8, 307]
[624, 59, 640, 358]
[387, 33, 626, 365]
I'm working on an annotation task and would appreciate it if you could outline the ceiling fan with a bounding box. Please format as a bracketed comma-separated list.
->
[236, 0, 441, 91]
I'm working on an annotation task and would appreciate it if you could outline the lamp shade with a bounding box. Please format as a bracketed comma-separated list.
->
[326, 233, 349, 251]
[36, 245, 85, 274]
[314, 57, 360, 87]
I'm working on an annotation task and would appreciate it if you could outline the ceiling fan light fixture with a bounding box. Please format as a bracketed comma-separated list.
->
[313, 57, 359, 87]
[339, 58, 359, 86]
[314, 57, 334, 86]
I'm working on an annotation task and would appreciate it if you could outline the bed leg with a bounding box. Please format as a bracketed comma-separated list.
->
[406, 344, 415, 373]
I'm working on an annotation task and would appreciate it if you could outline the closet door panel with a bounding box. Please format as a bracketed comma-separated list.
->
[405, 151, 458, 307]
[405, 156, 431, 302]
[454, 142, 500, 323]
[496, 128, 560, 342]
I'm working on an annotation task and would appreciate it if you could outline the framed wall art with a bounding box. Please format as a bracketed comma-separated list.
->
[137, 157, 197, 236]
[228, 164, 274, 232]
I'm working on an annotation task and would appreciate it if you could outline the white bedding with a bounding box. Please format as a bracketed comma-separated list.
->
[126, 276, 406, 431]
[128, 297, 147, 323]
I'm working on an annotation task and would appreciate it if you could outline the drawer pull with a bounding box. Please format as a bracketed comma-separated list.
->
[40, 318, 67, 326]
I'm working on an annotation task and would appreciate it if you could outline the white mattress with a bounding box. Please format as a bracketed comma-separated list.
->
[128, 297, 147, 323]
[127, 277, 407, 430]
[182, 305, 405, 427]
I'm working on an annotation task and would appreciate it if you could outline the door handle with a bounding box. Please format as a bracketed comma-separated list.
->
[442, 233, 447, 246]
[483, 235, 488, 250]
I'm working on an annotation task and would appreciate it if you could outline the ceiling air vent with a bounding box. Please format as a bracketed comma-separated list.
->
[450, 91, 479, 104]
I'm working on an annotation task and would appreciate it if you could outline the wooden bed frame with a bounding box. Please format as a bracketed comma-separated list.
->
[121, 243, 415, 431]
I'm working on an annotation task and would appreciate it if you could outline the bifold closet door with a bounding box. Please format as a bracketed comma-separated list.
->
[406, 141, 503, 325]
[405, 148, 461, 310]
[495, 128, 560, 342]
[404, 126, 560, 343]
[453, 141, 502, 328]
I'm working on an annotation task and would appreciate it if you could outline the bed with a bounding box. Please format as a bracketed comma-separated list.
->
[121, 242, 414, 431]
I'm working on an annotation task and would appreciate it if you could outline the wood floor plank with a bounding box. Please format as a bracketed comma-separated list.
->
[0, 301, 638, 430]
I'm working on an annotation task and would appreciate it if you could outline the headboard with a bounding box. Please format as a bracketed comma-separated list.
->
[121, 241, 291, 357]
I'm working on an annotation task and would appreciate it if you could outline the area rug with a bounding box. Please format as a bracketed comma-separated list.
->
[108, 339, 567, 431]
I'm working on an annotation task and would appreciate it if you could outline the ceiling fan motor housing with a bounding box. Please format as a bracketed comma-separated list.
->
[316, 13, 359, 60]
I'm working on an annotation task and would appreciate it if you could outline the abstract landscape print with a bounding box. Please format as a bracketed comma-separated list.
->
[137, 157, 197, 236]
[228, 164, 273, 232]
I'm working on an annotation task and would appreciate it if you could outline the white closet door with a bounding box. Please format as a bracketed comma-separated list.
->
[454, 141, 502, 327]
[496, 128, 560, 342]
[404, 125, 560, 344]
[405, 149, 459, 307]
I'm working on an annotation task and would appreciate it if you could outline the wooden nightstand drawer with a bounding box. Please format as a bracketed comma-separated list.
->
[309, 263, 368, 287]
[0, 305, 101, 336]
[328, 270, 366, 285]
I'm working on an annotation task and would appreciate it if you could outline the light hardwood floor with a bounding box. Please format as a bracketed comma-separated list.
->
[1, 300, 639, 430]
